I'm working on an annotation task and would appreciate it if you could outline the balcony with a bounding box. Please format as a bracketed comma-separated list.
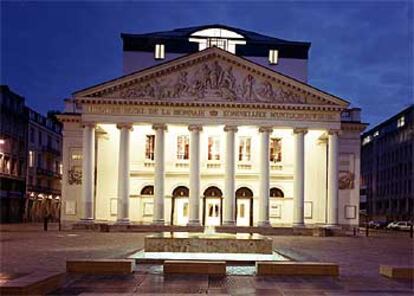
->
[36, 167, 62, 178]
[27, 184, 61, 196]
[42, 145, 61, 156]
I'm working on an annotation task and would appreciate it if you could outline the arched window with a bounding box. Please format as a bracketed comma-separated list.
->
[270, 187, 284, 197]
[172, 186, 189, 197]
[189, 27, 246, 54]
[236, 187, 253, 198]
[141, 185, 154, 195]
[203, 186, 223, 197]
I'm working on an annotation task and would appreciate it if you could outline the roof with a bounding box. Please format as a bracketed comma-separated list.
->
[121, 24, 311, 59]
[362, 104, 414, 137]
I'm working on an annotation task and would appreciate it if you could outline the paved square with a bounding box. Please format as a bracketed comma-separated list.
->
[0, 224, 413, 295]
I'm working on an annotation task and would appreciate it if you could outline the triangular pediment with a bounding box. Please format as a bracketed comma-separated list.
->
[74, 47, 349, 107]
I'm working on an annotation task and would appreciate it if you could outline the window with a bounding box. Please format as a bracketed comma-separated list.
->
[397, 116, 405, 128]
[38, 131, 42, 145]
[145, 135, 155, 160]
[177, 135, 189, 160]
[238, 137, 251, 161]
[71, 153, 82, 160]
[269, 49, 279, 64]
[189, 28, 246, 54]
[270, 187, 284, 197]
[141, 185, 154, 195]
[208, 204, 219, 218]
[208, 136, 220, 160]
[183, 202, 189, 217]
[37, 154, 42, 168]
[29, 151, 34, 167]
[270, 138, 282, 162]
[30, 128, 35, 143]
[155, 44, 165, 59]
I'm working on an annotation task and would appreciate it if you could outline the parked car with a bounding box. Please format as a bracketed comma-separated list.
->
[386, 221, 398, 230]
[368, 221, 388, 229]
[387, 221, 412, 231]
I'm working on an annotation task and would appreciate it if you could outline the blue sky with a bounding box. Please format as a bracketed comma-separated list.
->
[1, 1, 413, 128]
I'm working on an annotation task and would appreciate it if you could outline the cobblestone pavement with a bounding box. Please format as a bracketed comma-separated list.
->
[1, 223, 413, 295]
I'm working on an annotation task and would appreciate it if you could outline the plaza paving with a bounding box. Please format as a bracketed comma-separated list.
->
[0, 223, 413, 295]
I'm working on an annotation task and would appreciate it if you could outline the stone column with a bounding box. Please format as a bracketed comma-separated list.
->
[223, 125, 238, 225]
[81, 123, 96, 222]
[152, 123, 167, 225]
[116, 123, 133, 224]
[293, 128, 307, 226]
[258, 126, 273, 227]
[327, 129, 340, 225]
[188, 124, 203, 226]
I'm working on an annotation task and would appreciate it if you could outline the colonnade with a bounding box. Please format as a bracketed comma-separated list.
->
[80, 123, 340, 226]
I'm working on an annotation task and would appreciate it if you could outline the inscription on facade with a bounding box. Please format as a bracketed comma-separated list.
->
[85, 105, 337, 122]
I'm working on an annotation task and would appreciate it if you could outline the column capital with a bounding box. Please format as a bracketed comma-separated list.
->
[116, 123, 133, 130]
[188, 124, 203, 132]
[82, 122, 97, 128]
[152, 123, 168, 131]
[328, 129, 341, 136]
[259, 126, 273, 133]
[293, 127, 308, 135]
[224, 125, 238, 133]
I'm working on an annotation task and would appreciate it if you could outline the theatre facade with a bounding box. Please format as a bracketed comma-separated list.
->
[59, 25, 365, 228]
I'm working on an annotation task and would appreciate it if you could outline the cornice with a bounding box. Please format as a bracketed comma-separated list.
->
[56, 114, 81, 123]
[341, 122, 368, 132]
[75, 97, 345, 112]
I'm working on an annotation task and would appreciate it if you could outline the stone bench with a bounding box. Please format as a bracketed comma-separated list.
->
[0, 271, 64, 295]
[379, 265, 414, 279]
[256, 262, 339, 276]
[164, 260, 226, 276]
[66, 259, 135, 274]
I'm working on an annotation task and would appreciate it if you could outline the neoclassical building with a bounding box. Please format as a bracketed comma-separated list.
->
[59, 25, 365, 228]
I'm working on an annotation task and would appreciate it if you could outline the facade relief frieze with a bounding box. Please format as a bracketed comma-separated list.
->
[100, 58, 327, 106]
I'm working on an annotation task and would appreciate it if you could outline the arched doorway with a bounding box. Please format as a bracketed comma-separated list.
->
[140, 185, 154, 222]
[236, 187, 253, 226]
[202, 186, 223, 226]
[171, 186, 189, 225]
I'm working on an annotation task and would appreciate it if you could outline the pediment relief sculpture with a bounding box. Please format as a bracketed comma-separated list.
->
[103, 59, 327, 105]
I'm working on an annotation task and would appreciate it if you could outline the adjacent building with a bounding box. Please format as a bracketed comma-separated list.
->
[361, 105, 414, 221]
[0, 85, 63, 223]
[59, 25, 366, 229]
[0, 85, 28, 223]
[25, 109, 62, 222]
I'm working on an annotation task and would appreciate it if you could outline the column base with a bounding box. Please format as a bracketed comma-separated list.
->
[116, 219, 130, 225]
[79, 218, 94, 224]
[187, 220, 201, 227]
[223, 220, 236, 226]
[323, 224, 340, 229]
[292, 223, 305, 228]
[257, 221, 271, 227]
[152, 219, 165, 225]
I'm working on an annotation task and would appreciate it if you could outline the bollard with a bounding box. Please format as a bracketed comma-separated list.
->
[353, 227, 357, 236]
[410, 223, 413, 239]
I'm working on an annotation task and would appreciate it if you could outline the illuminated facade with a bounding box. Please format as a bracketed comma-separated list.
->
[59, 25, 365, 228]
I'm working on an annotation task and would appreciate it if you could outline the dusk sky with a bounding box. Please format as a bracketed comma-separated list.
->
[1, 1, 413, 128]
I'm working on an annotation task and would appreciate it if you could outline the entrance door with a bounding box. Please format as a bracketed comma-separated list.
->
[237, 199, 251, 226]
[236, 187, 253, 226]
[175, 198, 189, 225]
[205, 198, 221, 226]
